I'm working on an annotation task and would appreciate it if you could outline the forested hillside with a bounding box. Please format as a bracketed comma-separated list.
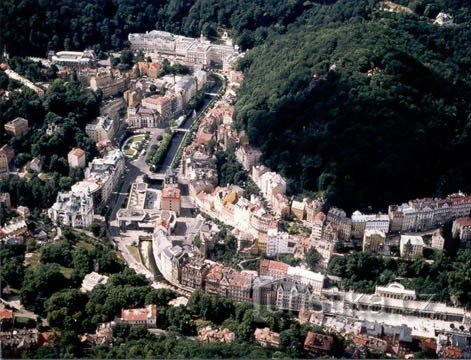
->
[0, 0, 326, 56]
[235, 0, 471, 211]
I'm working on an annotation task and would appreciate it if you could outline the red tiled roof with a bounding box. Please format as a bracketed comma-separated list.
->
[260, 259, 289, 272]
[143, 96, 171, 105]
[455, 216, 471, 227]
[0, 309, 13, 320]
[69, 148, 85, 157]
[162, 186, 181, 199]
[314, 211, 326, 222]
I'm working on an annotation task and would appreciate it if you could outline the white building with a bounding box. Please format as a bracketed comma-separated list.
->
[434, 12, 454, 26]
[175, 76, 197, 106]
[49, 50, 96, 68]
[257, 170, 287, 205]
[128, 31, 239, 66]
[389, 194, 471, 232]
[48, 190, 94, 228]
[76, 149, 125, 205]
[286, 267, 324, 294]
[67, 148, 86, 168]
[351, 211, 390, 238]
[81, 272, 109, 292]
[400, 235, 425, 258]
[266, 228, 295, 257]
[126, 106, 161, 128]
[452, 217, 471, 242]
[85, 115, 118, 143]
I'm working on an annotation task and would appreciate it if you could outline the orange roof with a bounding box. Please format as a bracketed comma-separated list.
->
[0, 309, 13, 320]
[455, 216, 471, 227]
[304, 331, 333, 352]
[69, 148, 85, 157]
[314, 211, 326, 222]
[143, 96, 171, 106]
[260, 259, 289, 272]
[162, 186, 181, 200]
[443, 346, 462, 359]
[121, 304, 157, 322]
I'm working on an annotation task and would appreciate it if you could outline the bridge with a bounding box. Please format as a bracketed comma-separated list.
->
[173, 128, 189, 133]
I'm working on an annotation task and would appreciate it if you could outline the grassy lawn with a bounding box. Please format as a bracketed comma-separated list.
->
[123, 147, 136, 156]
[126, 244, 141, 263]
[60, 266, 74, 279]
[77, 240, 94, 251]
[24, 251, 41, 267]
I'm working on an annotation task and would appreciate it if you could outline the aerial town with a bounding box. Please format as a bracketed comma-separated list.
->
[0, 1, 470, 359]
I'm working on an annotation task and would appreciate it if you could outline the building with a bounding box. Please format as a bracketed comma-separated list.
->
[68, 148, 86, 169]
[322, 286, 469, 324]
[400, 235, 425, 258]
[431, 229, 446, 249]
[275, 279, 314, 311]
[434, 12, 454, 26]
[362, 229, 386, 254]
[304, 332, 333, 355]
[49, 50, 96, 68]
[452, 217, 471, 242]
[254, 328, 280, 348]
[0, 218, 27, 242]
[0, 193, 11, 208]
[0, 144, 15, 178]
[375, 283, 416, 300]
[204, 263, 225, 295]
[180, 260, 210, 290]
[259, 259, 289, 280]
[257, 170, 287, 205]
[327, 207, 352, 241]
[291, 200, 306, 220]
[252, 276, 277, 306]
[80, 272, 109, 292]
[141, 95, 174, 121]
[311, 212, 326, 241]
[128, 31, 239, 67]
[235, 145, 261, 172]
[135, 62, 161, 78]
[160, 185, 181, 216]
[286, 267, 324, 294]
[265, 228, 296, 257]
[48, 191, 94, 228]
[120, 304, 157, 327]
[224, 270, 254, 303]
[16, 206, 30, 218]
[81, 149, 125, 204]
[85, 115, 118, 142]
[89, 68, 128, 98]
[351, 211, 390, 238]
[126, 106, 161, 128]
[388, 193, 471, 232]
[198, 326, 235, 344]
[4, 117, 29, 137]
[175, 76, 197, 106]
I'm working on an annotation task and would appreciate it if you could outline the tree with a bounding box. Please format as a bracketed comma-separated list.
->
[20, 263, 68, 313]
[305, 248, 321, 271]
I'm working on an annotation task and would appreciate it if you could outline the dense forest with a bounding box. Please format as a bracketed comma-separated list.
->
[235, 0, 471, 211]
[0, 0, 329, 56]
